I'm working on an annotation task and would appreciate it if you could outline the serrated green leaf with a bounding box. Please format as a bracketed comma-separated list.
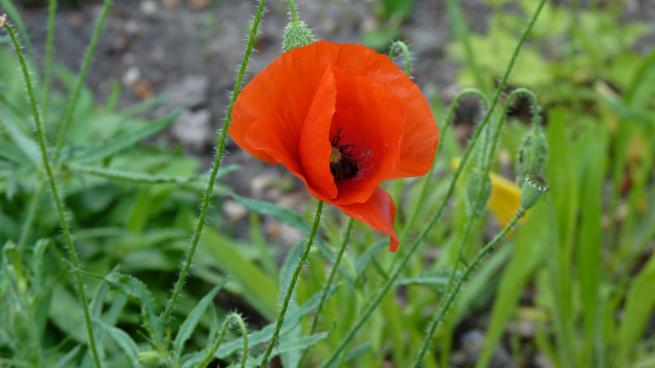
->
[105, 272, 164, 346]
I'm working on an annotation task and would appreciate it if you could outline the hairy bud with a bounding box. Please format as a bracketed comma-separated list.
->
[520, 175, 549, 211]
[282, 20, 315, 51]
[517, 124, 548, 186]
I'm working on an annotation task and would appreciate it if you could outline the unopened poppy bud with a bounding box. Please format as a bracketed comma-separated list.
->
[517, 125, 548, 186]
[0, 14, 7, 28]
[137, 350, 169, 367]
[282, 20, 315, 52]
[467, 169, 491, 216]
[520, 175, 549, 211]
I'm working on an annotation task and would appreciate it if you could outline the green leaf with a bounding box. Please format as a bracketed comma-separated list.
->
[231, 194, 309, 232]
[95, 319, 143, 368]
[201, 228, 278, 319]
[105, 272, 164, 346]
[616, 253, 655, 365]
[52, 346, 81, 368]
[173, 279, 228, 357]
[64, 111, 180, 163]
[213, 286, 338, 359]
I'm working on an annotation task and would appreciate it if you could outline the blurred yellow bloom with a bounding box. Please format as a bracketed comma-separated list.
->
[451, 159, 522, 227]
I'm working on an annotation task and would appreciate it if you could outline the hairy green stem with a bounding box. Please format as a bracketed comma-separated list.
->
[320, 1, 545, 365]
[54, 0, 112, 160]
[412, 210, 526, 367]
[42, 0, 57, 122]
[260, 201, 324, 367]
[3, 21, 102, 368]
[198, 313, 248, 368]
[286, 0, 299, 24]
[388, 40, 413, 76]
[310, 217, 354, 334]
[299, 218, 355, 364]
[399, 88, 489, 246]
[161, 0, 267, 329]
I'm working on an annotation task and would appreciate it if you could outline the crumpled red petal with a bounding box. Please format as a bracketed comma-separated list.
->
[337, 188, 399, 252]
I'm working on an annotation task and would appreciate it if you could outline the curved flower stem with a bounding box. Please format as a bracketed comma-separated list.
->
[388, 40, 413, 76]
[299, 217, 355, 364]
[3, 21, 102, 368]
[198, 313, 248, 368]
[412, 210, 525, 367]
[53, 0, 112, 160]
[399, 88, 489, 246]
[161, 0, 267, 329]
[320, 1, 545, 365]
[42, 0, 57, 122]
[260, 201, 324, 367]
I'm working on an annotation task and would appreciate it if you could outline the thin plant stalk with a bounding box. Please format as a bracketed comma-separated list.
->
[42, 0, 57, 122]
[53, 0, 112, 160]
[197, 313, 248, 368]
[310, 217, 354, 334]
[260, 201, 324, 367]
[320, 1, 546, 365]
[399, 88, 489, 246]
[3, 21, 102, 368]
[412, 210, 526, 367]
[286, 0, 299, 24]
[161, 0, 267, 328]
[388, 40, 413, 76]
[299, 218, 355, 363]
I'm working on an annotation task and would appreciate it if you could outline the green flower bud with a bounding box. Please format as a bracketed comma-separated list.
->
[282, 20, 315, 52]
[517, 124, 548, 186]
[138, 350, 170, 368]
[467, 169, 492, 217]
[520, 175, 549, 211]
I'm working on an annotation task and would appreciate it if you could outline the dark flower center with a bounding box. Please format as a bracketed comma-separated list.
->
[329, 129, 359, 182]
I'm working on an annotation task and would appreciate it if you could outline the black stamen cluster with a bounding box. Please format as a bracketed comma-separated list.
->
[330, 129, 359, 181]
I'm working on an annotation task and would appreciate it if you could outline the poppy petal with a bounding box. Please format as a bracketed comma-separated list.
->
[330, 71, 405, 205]
[337, 188, 399, 252]
[230, 43, 334, 173]
[299, 67, 338, 200]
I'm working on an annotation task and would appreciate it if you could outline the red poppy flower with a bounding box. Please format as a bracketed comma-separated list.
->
[230, 41, 439, 252]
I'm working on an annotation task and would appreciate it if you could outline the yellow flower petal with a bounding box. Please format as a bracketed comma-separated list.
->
[451, 159, 522, 227]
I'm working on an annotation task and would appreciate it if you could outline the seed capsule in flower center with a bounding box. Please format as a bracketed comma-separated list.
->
[329, 130, 359, 182]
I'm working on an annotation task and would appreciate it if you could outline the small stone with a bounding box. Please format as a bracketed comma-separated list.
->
[133, 80, 154, 100]
[223, 200, 247, 222]
[163, 0, 180, 9]
[141, 1, 159, 16]
[266, 220, 302, 246]
[171, 109, 212, 151]
[188, 0, 209, 10]
[122, 67, 141, 87]
[250, 173, 277, 197]
[165, 75, 210, 109]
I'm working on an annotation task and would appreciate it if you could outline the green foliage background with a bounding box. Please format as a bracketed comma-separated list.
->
[1, 0, 655, 367]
